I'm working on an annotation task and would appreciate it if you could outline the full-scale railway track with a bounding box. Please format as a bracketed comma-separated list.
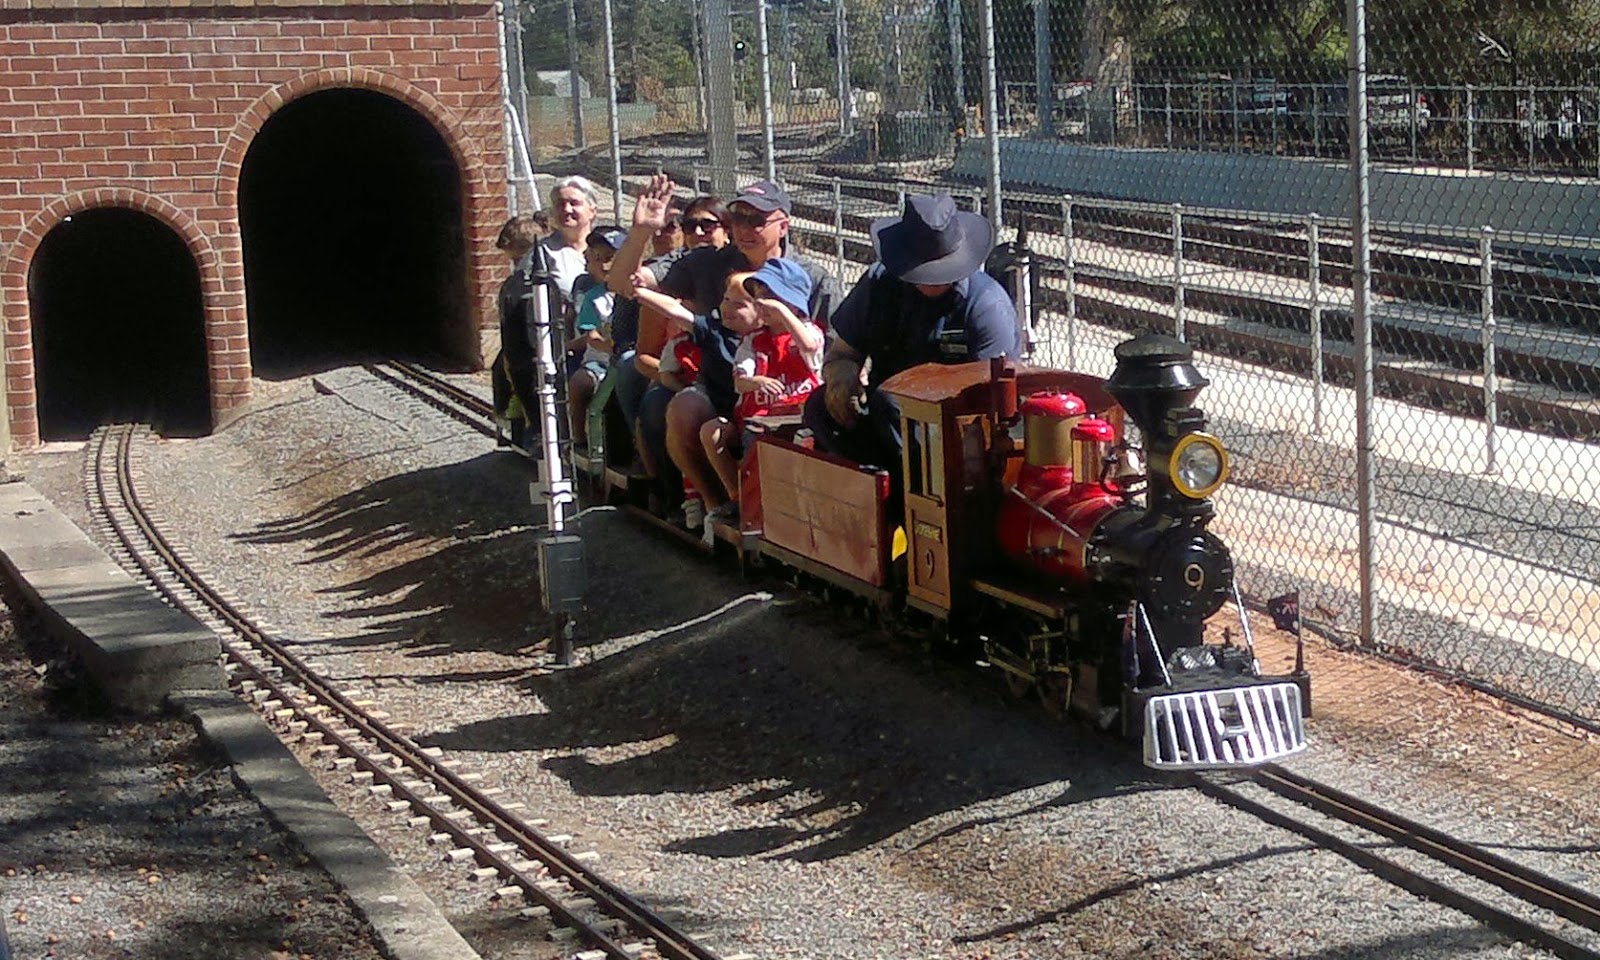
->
[83, 419, 743, 960]
[587, 154, 1600, 440]
[372, 361, 1600, 959]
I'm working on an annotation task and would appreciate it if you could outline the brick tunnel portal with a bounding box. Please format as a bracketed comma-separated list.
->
[28, 208, 211, 442]
[240, 88, 471, 376]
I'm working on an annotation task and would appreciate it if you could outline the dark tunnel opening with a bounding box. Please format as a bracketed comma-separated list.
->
[27, 208, 211, 442]
[239, 88, 469, 376]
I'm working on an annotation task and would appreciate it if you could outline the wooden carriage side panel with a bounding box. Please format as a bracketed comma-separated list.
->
[905, 499, 951, 611]
[755, 441, 891, 586]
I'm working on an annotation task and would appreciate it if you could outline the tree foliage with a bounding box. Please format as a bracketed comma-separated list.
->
[514, 0, 1600, 111]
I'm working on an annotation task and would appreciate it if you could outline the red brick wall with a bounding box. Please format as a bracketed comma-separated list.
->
[0, 4, 509, 448]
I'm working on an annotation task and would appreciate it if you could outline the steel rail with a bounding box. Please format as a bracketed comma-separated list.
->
[1192, 766, 1600, 960]
[86, 424, 727, 960]
[1254, 764, 1600, 932]
[363, 362, 497, 437]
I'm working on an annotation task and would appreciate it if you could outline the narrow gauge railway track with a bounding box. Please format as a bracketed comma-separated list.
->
[364, 361, 498, 438]
[1196, 764, 1600, 960]
[83, 422, 740, 960]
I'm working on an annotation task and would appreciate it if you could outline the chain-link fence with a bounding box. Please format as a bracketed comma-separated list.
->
[519, 0, 1600, 732]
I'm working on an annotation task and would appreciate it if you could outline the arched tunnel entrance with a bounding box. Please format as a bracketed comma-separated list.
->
[27, 208, 211, 442]
[239, 88, 471, 376]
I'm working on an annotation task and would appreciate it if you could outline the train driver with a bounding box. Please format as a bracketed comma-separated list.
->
[803, 193, 1020, 484]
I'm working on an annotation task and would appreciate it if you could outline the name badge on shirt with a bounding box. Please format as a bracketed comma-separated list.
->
[935, 329, 970, 361]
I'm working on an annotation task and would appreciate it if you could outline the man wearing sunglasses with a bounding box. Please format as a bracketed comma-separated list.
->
[611, 174, 840, 517]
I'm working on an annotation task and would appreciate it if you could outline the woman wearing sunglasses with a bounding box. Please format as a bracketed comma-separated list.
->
[609, 193, 731, 481]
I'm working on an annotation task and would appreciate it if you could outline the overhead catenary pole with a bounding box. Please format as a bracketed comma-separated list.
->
[1349, 0, 1376, 648]
[947, 0, 964, 129]
[601, 0, 623, 223]
[978, 0, 1001, 230]
[835, 0, 852, 136]
[565, 0, 585, 148]
[1033, 0, 1052, 137]
[703, 0, 738, 193]
[495, 0, 539, 212]
[755, 0, 777, 180]
[689, 0, 707, 127]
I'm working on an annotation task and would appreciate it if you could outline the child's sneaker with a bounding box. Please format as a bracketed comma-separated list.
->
[682, 495, 705, 530]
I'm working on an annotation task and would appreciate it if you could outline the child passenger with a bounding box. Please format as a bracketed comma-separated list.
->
[631, 272, 762, 525]
[567, 227, 627, 452]
[702, 259, 823, 523]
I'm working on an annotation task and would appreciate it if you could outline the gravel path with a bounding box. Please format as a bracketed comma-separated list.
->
[0, 591, 387, 960]
[9, 366, 1600, 959]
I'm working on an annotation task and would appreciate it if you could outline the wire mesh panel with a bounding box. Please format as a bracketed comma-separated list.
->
[1359, 4, 1600, 722]
[517, 0, 1600, 728]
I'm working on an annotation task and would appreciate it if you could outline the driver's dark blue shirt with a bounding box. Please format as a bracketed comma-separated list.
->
[829, 265, 1018, 387]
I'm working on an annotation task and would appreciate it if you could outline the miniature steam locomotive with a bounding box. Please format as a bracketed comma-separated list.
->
[574, 334, 1309, 770]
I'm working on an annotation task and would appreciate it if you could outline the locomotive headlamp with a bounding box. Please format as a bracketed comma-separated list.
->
[1169, 433, 1229, 499]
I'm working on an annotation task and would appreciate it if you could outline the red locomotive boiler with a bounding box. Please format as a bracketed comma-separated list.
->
[732, 334, 1309, 770]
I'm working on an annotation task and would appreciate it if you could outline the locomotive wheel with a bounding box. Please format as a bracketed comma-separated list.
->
[1037, 674, 1072, 718]
[1003, 670, 1036, 700]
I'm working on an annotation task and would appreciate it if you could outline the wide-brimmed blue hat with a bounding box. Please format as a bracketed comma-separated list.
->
[870, 194, 993, 285]
[745, 258, 813, 316]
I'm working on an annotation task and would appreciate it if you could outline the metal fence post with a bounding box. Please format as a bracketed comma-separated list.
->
[833, 177, 845, 285]
[1164, 80, 1172, 146]
[1311, 86, 1320, 155]
[1171, 203, 1185, 340]
[1409, 80, 1418, 161]
[1271, 78, 1281, 152]
[1033, 0, 1052, 138]
[1308, 213, 1324, 435]
[835, 0, 852, 137]
[1062, 196, 1076, 371]
[1351, 0, 1377, 650]
[600, 0, 623, 224]
[979, 0, 1002, 233]
[1230, 80, 1239, 152]
[1480, 226, 1499, 474]
[895, 182, 906, 212]
[691, 164, 703, 194]
[1527, 83, 1536, 173]
[564, 0, 584, 148]
[755, 0, 777, 182]
[1466, 84, 1476, 172]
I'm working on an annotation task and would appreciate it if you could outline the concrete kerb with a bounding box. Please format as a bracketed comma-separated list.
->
[0, 480, 482, 960]
[170, 689, 483, 960]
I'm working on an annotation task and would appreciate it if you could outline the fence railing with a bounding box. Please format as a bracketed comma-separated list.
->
[997, 80, 1600, 178]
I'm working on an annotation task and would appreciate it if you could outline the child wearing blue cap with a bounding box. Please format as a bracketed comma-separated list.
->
[567, 226, 628, 453]
[700, 258, 824, 524]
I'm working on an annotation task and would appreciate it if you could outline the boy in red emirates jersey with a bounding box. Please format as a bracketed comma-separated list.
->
[701, 259, 824, 522]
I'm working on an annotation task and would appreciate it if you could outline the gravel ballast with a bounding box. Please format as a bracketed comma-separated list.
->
[8, 366, 1599, 959]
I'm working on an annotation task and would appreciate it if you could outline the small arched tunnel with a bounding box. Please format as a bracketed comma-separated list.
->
[27, 208, 211, 442]
[239, 88, 472, 376]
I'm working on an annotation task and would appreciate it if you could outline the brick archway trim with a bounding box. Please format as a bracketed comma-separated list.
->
[2, 188, 227, 449]
[214, 67, 489, 209]
[213, 68, 495, 375]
